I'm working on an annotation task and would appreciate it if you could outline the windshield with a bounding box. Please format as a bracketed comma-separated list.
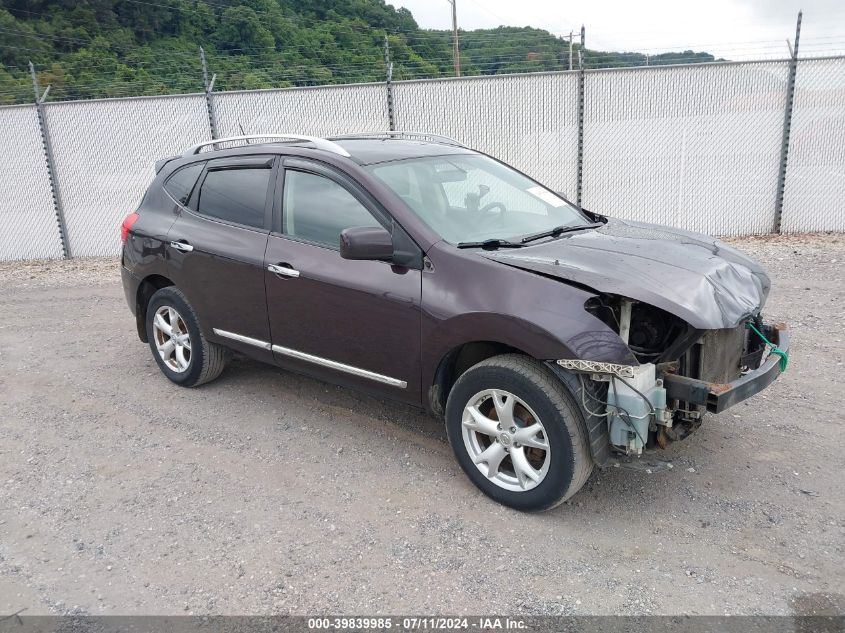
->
[367, 154, 588, 245]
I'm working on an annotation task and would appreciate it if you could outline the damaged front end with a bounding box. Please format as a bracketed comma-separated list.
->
[559, 295, 789, 459]
[480, 218, 789, 460]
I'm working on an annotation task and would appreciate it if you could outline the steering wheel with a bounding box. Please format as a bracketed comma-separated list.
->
[478, 201, 507, 226]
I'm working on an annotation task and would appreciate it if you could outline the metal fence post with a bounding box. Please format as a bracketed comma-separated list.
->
[29, 61, 70, 259]
[576, 25, 586, 210]
[200, 47, 219, 140]
[773, 11, 802, 234]
[384, 35, 396, 131]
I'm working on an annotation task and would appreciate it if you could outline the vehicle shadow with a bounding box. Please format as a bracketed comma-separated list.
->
[218, 354, 447, 444]
[213, 354, 735, 518]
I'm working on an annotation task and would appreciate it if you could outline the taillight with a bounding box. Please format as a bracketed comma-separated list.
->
[121, 212, 139, 243]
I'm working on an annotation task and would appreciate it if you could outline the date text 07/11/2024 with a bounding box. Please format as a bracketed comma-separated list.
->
[306, 616, 528, 630]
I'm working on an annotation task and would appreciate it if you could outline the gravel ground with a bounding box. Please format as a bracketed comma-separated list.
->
[0, 234, 843, 616]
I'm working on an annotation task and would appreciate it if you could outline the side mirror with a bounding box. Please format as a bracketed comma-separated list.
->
[340, 226, 394, 261]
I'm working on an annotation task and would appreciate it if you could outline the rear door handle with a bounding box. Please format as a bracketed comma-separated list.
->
[267, 263, 300, 278]
[169, 240, 194, 253]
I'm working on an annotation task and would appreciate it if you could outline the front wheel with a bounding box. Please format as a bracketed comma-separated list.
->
[445, 355, 593, 511]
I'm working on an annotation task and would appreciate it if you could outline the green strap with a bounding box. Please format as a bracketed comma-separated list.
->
[747, 322, 788, 372]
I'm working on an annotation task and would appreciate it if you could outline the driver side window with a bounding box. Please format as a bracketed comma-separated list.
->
[282, 170, 381, 249]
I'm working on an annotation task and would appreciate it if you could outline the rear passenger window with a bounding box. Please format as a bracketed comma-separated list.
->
[164, 163, 204, 205]
[196, 167, 271, 229]
[283, 170, 381, 247]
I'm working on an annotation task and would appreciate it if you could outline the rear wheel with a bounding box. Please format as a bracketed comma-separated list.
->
[145, 287, 228, 387]
[445, 354, 593, 511]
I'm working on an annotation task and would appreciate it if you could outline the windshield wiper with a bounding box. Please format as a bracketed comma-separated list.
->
[456, 238, 525, 249]
[520, 222, 602, 244]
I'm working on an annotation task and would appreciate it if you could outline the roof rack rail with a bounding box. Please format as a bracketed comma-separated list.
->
[328, 131, 467, 148]
[183, 134, 351, 158]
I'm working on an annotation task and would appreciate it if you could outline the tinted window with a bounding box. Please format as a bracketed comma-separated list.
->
[196, 167, 271, 229]
[164, 163, 204, 205]
[283, 170, 380, 247]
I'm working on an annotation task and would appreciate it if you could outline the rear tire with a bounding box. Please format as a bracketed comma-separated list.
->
[445, 354, 593, 511]
[145, 287, 228, 387]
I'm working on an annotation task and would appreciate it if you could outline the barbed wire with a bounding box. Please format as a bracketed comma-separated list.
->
[0, 54, 813, 105]
[4, 52, 843, 106]
[13, 37, 843, 72]
[0, 53, 738, 86]
[10, 37, 844, 75]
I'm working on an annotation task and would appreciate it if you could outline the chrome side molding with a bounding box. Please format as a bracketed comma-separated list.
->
[211, 328, 407, 389]
[272, 344, 407, 389]
[212, 328, 272, 350]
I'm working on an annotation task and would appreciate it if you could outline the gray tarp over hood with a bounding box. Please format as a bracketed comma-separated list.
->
[480, 218, 770, 330]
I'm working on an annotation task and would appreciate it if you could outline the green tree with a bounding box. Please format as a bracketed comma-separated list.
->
[215, 6, 275, 53]
[0, 0, 718, 104]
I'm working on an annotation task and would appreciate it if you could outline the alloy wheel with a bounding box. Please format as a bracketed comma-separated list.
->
[152, 305, 192, 373]
[461, 389, 551, 492]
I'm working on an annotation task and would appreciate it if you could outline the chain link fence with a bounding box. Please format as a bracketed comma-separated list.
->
[43, 94, 210, 257]
[214, 83, 389, 138]
[1, 57, 842, 260]
[582, 61, 789, 236]
[781, 57, 845, 233]
[0, 105, 64, 260]
[393, 72, 580, 200]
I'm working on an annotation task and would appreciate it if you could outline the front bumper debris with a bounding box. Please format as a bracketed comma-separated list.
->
[662, 323, 789, 414]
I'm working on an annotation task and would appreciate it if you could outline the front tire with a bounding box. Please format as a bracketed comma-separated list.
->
[445, 354, 593, 511]
[145, 287, 228, 387]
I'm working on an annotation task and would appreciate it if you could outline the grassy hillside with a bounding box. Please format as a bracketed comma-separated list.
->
[0, 0, 717, 104]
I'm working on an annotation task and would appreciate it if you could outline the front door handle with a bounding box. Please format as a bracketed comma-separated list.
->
[169, 240, 194, 253]
[267, 263, 300, 278]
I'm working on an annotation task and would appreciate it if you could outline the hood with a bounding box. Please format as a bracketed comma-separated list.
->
[480, 218, 770, 330]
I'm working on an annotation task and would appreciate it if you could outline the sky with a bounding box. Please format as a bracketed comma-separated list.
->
[393, 0, 845, 60]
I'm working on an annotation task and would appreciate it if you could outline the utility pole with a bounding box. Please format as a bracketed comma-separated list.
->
[580, 24, 585, 54]
[447, 0, 460, 77]
[569, 31, 573, 70]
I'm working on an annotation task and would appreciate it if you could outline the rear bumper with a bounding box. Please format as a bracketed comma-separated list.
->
[662, 323, 789, 414]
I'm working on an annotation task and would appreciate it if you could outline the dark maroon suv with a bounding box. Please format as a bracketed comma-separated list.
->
[121, 132, 789, 511]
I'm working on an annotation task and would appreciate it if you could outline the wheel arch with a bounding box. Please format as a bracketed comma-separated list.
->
[428, 340, 533, 418]
[135, 274, 175, 342]
[423, 310, 586, 416]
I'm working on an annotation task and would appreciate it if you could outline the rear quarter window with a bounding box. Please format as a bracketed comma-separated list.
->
[163, 162, 204, 206]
